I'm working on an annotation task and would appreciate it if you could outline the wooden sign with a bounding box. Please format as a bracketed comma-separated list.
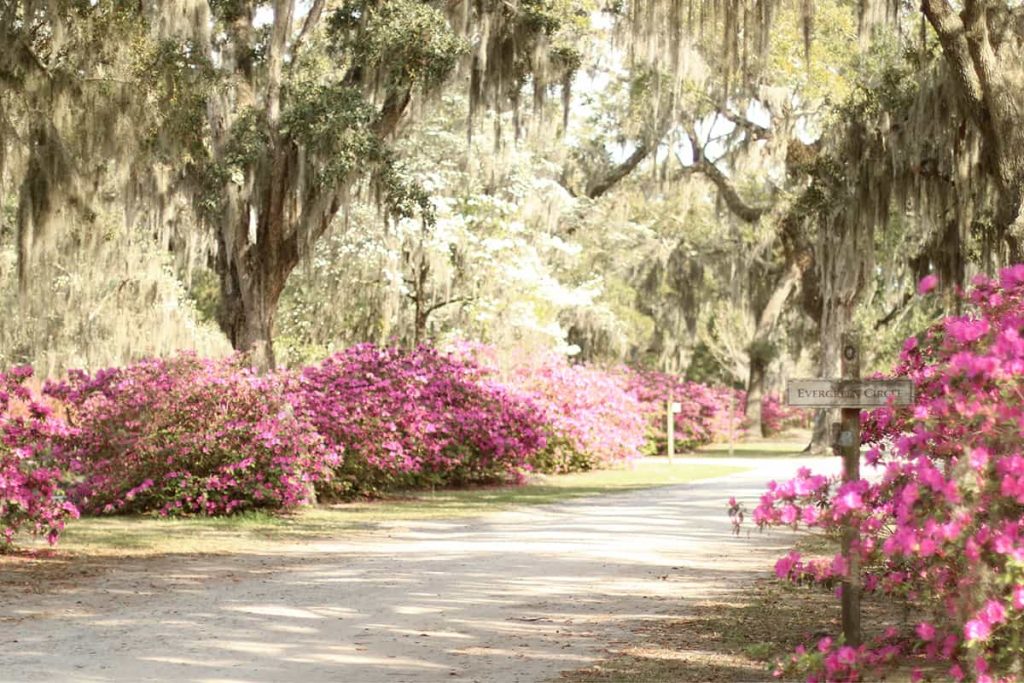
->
[786, 379, 914, 408]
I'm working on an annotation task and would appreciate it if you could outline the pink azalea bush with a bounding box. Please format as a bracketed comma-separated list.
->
[625, 370, 745, 450]
[503, 355, 649, 472]
[289, 345, 548, 497]
[761, 393, 812, 436]
[45, 355, 337, 516]
[2, 337, 746, 547]
[772, 631, 904, 683]
[743, 265, 1024, 682]
[0, 367, 78, 550]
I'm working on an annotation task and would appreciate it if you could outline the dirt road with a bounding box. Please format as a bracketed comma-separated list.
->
[0, 455, 836, 683]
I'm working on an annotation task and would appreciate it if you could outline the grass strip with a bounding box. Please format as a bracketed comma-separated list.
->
[10, 460, 745, 559]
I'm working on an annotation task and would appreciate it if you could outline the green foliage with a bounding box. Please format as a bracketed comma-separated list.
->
[328, 0, 468, 90]
[747, 337, 779, 365]
[223, 107, 270, 172]
[686, 342, 740, 387]
[207, 0, 249, 23]
[280, 83, 382, 187]
[527, 431, 599, 474]
[192, 161, 232, 223]
[519, 0, 574, 34]
[549, 44, 582, 73]
[134, 39, 218, 161]
[832, 35, 924, 126]
[278, 80, 434, 222]
[373, 159, 435, 222]
[187, 268, 223, 327]
[764, 0, 858, 105]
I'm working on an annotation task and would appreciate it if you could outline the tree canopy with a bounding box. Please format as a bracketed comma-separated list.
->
[1, 0, 1022, 439]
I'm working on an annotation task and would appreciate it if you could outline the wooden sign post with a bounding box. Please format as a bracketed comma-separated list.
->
[785, 333, 914, 648]
[838, 334, 862, 648]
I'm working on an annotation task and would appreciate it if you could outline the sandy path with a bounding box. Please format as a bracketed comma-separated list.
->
[0, 456, 837, 683]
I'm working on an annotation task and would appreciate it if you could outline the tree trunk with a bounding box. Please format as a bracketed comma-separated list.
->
[806, 228, 865, 454]
[413, 299, 427, 347]
[996, 188, 1024, 263]
[217, 252, 292, 371]
[746, 354, 767, 437]
[805, 323, 841, 454]
[227, 289, 280, 370]
[745, 257, 805, 437]
[922, 0, 1024, 265]
[410, 244, 430, 347]
[211, 169, 305, 369]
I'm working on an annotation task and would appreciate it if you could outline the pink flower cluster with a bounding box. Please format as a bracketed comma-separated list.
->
[761, 393, 812, 435]
[0, 367, 79, 550]
[46, 355, 337, 516]
[772, 632, 903, 683]
[773, 550, 846, 588]
[456, 344, 740, 466]
[3, 339, 744, 547]
[288, 344, 548, 496]
[738, 265, 1024, 681]
[752, 467, 831, 529]
[625, 370, 745, 450]
[502, 355, 648, 472]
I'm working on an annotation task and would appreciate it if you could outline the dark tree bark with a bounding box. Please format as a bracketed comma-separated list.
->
[921, 0, 1024, 261]
[585, 143, 655, 199]
[215, 208, 298, 370]
[744, 257, 806, 435]
[412, 259, 430, 347]
[804, 208, 873, 454]
[746, 353, 767, 436]
[694, 156, 770, 223]
[568, 115, 674, 201]
[805, 319, 843, 454]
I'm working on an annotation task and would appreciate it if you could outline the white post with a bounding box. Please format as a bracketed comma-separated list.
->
[666, 396, 675, 463]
